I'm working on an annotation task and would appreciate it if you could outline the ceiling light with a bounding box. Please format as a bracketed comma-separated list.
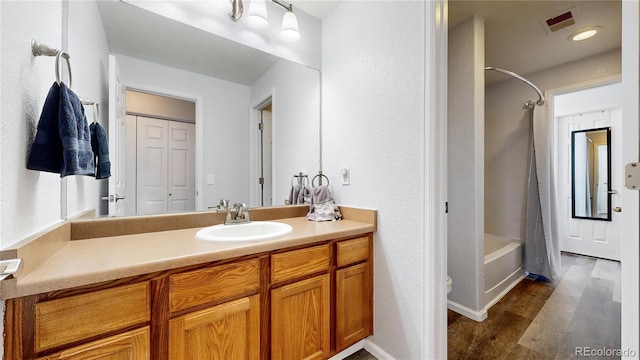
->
[569, 26, 602, 41]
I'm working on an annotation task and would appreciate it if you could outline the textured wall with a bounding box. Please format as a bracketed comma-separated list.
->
[0, 1, 63, 248]
[485, 49, 621, 240]
[447, 15, 486, 312]
[1, 1, 64, 357]
[322, 1, 426, 358]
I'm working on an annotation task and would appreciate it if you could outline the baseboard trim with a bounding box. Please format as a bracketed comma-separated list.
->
[328, 340, 365, 360]
[447, 299, 488, 322]
[364, 338, 396, 360]
[326, 337, 398, 360]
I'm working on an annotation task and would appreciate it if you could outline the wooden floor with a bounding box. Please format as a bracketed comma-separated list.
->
[448, 252, 621, 359]
[344, 349, 377, 360]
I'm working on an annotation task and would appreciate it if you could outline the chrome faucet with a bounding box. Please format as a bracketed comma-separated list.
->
[219, 199, 251, 224]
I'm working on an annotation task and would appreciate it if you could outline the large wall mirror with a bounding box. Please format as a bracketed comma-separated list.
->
[571, 127, 611, 221]
[68, 1, 321, 218]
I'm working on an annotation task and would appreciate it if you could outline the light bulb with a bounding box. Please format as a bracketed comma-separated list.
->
[281, 11, 300, 41]
[569, 26, 602, 41]
[247, 0, 268, 27]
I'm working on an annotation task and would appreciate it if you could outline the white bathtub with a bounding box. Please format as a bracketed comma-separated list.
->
[484, 233, 525, 309]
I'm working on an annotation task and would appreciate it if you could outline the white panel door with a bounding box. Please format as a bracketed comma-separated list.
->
[136, 117, 168, 215]
[108, 55, 127, 216]
[558, 109, 621, 261]
[168, 122, 195, 212]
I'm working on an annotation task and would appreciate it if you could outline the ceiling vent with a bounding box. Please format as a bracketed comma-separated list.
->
[541, 7, 581, 35]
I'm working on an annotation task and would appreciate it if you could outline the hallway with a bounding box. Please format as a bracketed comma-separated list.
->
[448, 253, 621, 359]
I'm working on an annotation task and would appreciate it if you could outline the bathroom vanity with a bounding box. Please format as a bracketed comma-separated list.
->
[1, 205, 375, 360]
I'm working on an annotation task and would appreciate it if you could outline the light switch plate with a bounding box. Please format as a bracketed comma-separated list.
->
[207, 174, 215, 185]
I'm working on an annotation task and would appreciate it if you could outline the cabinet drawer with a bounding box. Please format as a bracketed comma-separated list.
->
[36, 327, 150, 360]
[336, 236, 370, 267]
[35, 282, 150, 352]
[170, 258, 260, 313]
[271, 244, 330, 284]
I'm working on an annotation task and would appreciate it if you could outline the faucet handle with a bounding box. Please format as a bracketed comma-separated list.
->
[219, 199, 229, 208]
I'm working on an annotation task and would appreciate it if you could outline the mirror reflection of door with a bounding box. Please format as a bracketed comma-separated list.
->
[258, 103, 273, 207]
[571, 127, 611, 220]
[125, 90, 196, 216]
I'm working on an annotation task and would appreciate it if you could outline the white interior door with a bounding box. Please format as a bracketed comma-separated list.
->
[136, 117, 168, 215]
[558, 109, 622, 261]
[108, 55, 127, 216]
[168, 121, 195, 212]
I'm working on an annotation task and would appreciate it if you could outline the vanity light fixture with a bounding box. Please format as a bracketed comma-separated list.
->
[569, 26, 602, 41]
[230, 0, 300, 41]
[229, 0, 243, 21]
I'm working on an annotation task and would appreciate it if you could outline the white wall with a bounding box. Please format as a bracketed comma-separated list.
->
[114, 54, 251, 210]
[485, 49, 621, 240]
[447, 15, 486, 313]
[0, 0, 109, 356]
[1, 3, 63, 357]
[66, 1, 110, 217]
[0, 0, 63, 249]
[322, 1, 426, 358]
[250, 60, 320, 205]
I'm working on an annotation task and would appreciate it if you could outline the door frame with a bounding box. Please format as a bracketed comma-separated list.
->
[122, 81, 204, 212]
[432, 1, 639, 358]
[549, 76, 622, 261]
[620, 1, 640, 354]
[425, 1, 448, 358]
[249, 91, 276, 208]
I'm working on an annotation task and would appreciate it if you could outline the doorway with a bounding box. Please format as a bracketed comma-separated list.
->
[251, 97, 274, 207]
[125, 90, 197, 216]
[258, 102, 273, 207]
[554, 81, 622, 261]
[444, 1, 638, 358]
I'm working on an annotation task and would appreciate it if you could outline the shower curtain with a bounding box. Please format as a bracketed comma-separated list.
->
[524, 104, 561, 280]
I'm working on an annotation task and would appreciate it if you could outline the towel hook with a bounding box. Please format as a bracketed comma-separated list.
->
[80, 98, 100, 124]
[55, 50, 72, 88]
[32, 39, 72, 88]
[312, 172, 329, 187]
[93, 103, 99, 124]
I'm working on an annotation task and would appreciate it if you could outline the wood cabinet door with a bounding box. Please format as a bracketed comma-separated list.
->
[168, 294, 260, 360]
[37, 327, 150, 360]
[336, 262, 372, 351]
[271, 274, 330, 360]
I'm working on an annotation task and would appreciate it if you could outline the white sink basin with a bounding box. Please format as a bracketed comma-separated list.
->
[195, 221, 293, 242]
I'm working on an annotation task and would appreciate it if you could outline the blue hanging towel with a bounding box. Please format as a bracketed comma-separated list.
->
[89, 122, 111, 179]
[58, 82, 95, 177]
[27, 82, 95, 177]
[27, 82, 63, 173]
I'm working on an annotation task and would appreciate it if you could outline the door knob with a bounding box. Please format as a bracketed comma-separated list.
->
[101, 194, 126, 202]
[613, 206, 622, 212]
